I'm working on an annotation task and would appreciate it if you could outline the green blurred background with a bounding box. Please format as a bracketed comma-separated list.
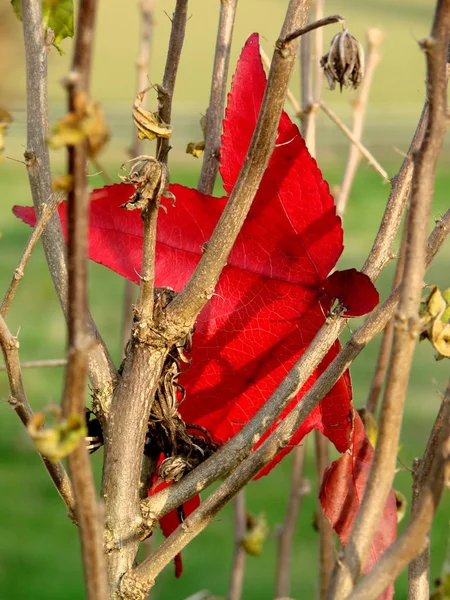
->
[0, 1, 449, 599]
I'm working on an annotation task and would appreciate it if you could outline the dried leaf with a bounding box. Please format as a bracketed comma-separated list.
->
[0, 108, 13, 162]
[28, 410, 87, 461]
[420, 286, 450, 359]
[52, 174, 73, 193]
[241, 512, 269, 556]
[133, 88, 172, 141]
[186, 140, 205, 158]
[394, 489, 407, 523]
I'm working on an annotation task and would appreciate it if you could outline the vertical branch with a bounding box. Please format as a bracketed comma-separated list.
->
[327, 3, 450, 597]
[275, 444, 308, 599]
[228, 490, 247, 600]
[198, 0, 238, 194]
[300, 18, 314, 153]
[64, 1, 108, 599]
[408, 383, 450, 598]
[121, 0, 154, 354]
[315, 432, 334, 599]
[0, 315, 75, 516]
[335, 28, 383, 217]
[19, 0, 116, 397]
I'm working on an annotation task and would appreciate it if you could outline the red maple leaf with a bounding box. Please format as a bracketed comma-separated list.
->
[320, 413, 398, 599]
[14, 33, 390, 578]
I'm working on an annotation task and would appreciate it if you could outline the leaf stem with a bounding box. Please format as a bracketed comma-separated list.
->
[228, 489, 247, 600]
[198, 0, 238, 195]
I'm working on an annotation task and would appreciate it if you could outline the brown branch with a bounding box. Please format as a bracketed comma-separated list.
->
[141, 206, 450, 530]
[347, 382, 450, 600]
[64, 2, 108, 599]
[1, 194, 62, 317]
[156, 0, 189, 164]
[260, 47, 302, 118]
[408, 384, 450, 597]
[166, 0, 311, 333]
[228, 490, 247, 600]
[19, 0, 116, 406]
[319, 102, 388, 182]
[300, 15, 315, 154]
[327, 4, 450, 596]
[132, 208, 450, 586]
[198, 0, 238, 195]
[335, 28, 383, 217]
[281, 14, 343, 45]
[275, 443, 308, 598]
[100, 2, 190, 593]
[0, 315, 75, 517]
[315, 431, 334, 599]
[121, 0, 154, 354]
[0, 358, 67, 370]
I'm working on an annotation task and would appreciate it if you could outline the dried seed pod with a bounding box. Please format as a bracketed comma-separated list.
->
[320, 29, 365, 91]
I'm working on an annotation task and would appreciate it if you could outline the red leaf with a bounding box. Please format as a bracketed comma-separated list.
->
[321, 268, 379, 317]
[319, 413, 398, 599]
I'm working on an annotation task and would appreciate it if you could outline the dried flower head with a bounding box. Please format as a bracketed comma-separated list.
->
[320, 29, 365, 91]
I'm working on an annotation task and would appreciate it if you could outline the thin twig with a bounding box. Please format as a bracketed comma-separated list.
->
[280, 14, 343, 46]
[315, 431, 334, 599]
[198, 0, 238, 195]
[347, 382, 450, 600]
[408, 385, 450, 598]
[166, 0, 311, 333]
[64, 1, 108, 598]
[327, 4, 450, 596]
[300, 15, 315, 154]
[320, 102, 389, 182]
[335, 28, 383, 217]
[121, 0, 154, 355]
[0, 359, 67, 371]
[0, 315, 75, 517]
[275, 443, 308, 598]
[141, 207, 450, 529]
[1, 194, 62, 317]
[133, 209, 450, 586]
[228, 490, 247, 600]
[19, 0, 116, 398]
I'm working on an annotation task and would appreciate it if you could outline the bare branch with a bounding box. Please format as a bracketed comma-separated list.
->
[0, 358, 67, 371]
[327, 3, 450, 596]
[275, 444, 308, 598]
[228, 490, 247, 600]
[347, 382, 450, 600]
[315, 432, 334, 599]
[281, 14, 343, 45]
[335, 28, 384, 217]
[260, 47, 302, 117]
[319, 102, 388, 182]
[166, 0, 311, 332]
[0, 315, 75, 517]
[19, 0, 116, 402]
[1, 194, 62, 317]
[198, 0, 238, 195]
[63, 1, 108, 598]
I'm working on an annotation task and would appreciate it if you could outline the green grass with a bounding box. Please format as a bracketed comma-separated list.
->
[0, 160, 449, 599]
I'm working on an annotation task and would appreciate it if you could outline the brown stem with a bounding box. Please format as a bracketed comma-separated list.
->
[275, 443, 308, 598]
[408, 384, 450, 598]
[335, 28, 383, 217]
[228, 490, 247, 600]
[198, 0, 238, 195]
[366, 231, 407, 414]
[280, 14, 343, 45]
[64, 2, 108, 599]
[166, 0, 311, 333]
[1, 194, 62, 317]
[327, 4, 450, 597]
[300, 15, 314, 154]
[121, 0, 154, 355]
[347, 382, 450, 600]
[0, 358, 67, 370]
[156, 0, 189, 164]
[0, 315, 75, 517]
[315, 431, 334, 599]
[141, 207, 450, 529]
[260, 47, 302, 118]
[19, 0, 116, 405]
[319, 102, 388, 182]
